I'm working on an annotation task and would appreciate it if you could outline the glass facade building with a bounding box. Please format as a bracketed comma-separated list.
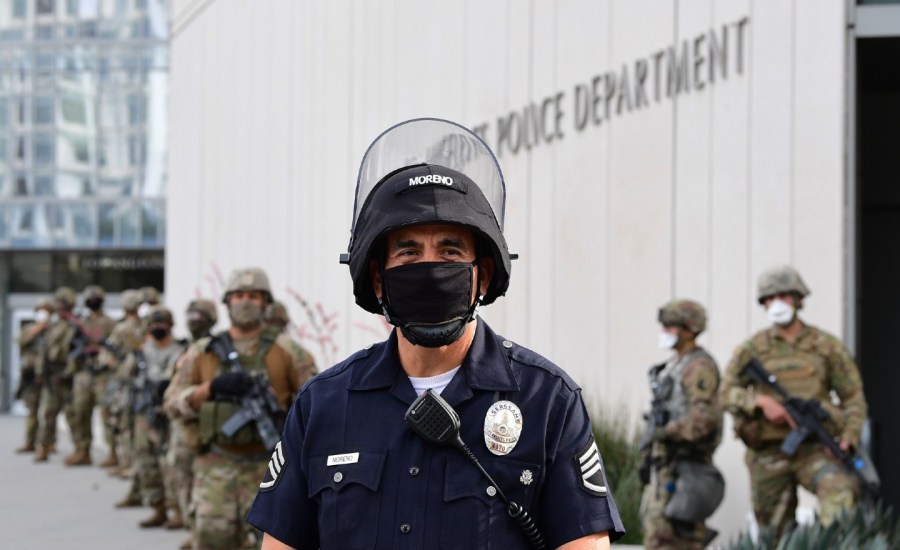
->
[0, 0, 168, 249]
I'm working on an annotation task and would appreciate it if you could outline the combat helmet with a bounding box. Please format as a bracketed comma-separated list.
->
[342, 118, 514, 315]
[757, 266, 810, 304]
[82, 285, 105, 300]
[658, 299, 707, 335]
[264, 301, 291, 328]
[145, 305, 174, 326]
[139, 286, 161, 305]
[222, 267, 273, 304]
[54, 286, 77, 311]
[34, 297, 55, 313]
[187, 298, 218, 325]
[121, 289, 142, 312]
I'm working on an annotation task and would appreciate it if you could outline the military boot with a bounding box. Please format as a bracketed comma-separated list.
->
[114, 495, 142, 509]
[15, 442, 36, 453]
[64, 448, 92, 466]
[99, 449, 119, 468]
[164, 504, 184, 529]
[139, 502, 168, 528]
[47, 443, 57, 454]
[33, 446, 50, 462]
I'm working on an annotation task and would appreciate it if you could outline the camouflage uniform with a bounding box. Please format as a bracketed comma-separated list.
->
[67, 286, 116, 465]
[162, 299, 218, 541]
[15, 299, 53, 453]
[34, 287, 79, 462]
[642, 300, 723, 549]
[266, 301, 319, 383]
[167, 269, 305, 550]
[131, 324, 186, 526]
[720, 267, 867, 535]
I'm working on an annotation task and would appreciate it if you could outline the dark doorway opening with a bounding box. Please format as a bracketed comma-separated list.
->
[857, 37, 900, 510]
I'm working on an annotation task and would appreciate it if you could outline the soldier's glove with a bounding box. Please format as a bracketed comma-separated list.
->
[210, 371, 253, 399]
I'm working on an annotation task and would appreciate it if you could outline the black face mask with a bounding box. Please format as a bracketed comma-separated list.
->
[150, 327, 169, 341]
[86, 297, 103, 311]
[379, 261, 481, 348]
[187, 320, 210, 340]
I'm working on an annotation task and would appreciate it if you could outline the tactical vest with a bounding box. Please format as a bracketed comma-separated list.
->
[746, 328, 844, 443]
[43, 319, 76, 366]
[653, 347, 720, 457]
[198, 331, 277, 449]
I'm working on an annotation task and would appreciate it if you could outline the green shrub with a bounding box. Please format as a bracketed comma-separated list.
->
[592, 411, 644, 545]
[726, 501, 900, 550]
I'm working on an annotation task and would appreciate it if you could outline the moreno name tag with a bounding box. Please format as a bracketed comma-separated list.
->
[327, 452, 360, 466]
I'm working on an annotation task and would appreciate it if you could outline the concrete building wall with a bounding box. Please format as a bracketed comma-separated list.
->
[166, 0, 848, 539]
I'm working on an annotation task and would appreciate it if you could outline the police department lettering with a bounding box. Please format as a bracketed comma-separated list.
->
[409, 175, 453, 186]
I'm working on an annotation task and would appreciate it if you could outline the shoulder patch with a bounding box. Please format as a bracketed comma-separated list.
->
[258, 440, 287, 492]
[574, 438, 608, 497]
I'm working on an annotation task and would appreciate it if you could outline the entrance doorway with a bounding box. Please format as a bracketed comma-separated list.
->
[857, 36, 900, 510]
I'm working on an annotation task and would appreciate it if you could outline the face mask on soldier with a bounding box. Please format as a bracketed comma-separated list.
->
[149, 327, 169, 341]
[229, 301, 263, 330]
[85, 297, 103, 311]
[34, 309, 50, 323]
[766, 298, 795, 326]
[658, 331, 678, 350]
[137, 302, 152, 319]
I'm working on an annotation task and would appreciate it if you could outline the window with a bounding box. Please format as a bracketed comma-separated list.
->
[36, 0, 55, 15]
[34, 95, 54, 124]
[13, 0, 26, 18]
[34, 174, 54, 195]
[61, 93, 87, 124]
[33, 133, 54, 163]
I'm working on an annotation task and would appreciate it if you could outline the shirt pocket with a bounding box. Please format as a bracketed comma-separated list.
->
[308, 449, 387, 550]
[441, 453, 542, 549]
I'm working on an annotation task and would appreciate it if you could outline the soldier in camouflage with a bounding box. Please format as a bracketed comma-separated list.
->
[14, 298, 55, 454]
[720, 266, 867, 536]
[123, 305, 187, 528]
[640, 299, 723, 549]
[264, 301, 318, 384]
[65, 285, 116, 466]
[162, 298, 219, 549]
[167, 268, 306, 549]
[104, 289, 149, 502]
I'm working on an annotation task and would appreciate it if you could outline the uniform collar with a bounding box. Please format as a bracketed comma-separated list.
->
[348, 318, 519, 402]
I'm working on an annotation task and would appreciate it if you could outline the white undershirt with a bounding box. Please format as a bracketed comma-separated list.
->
[408, 366, 461, 396]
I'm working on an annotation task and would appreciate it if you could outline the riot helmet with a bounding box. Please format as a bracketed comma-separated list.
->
[757, 266, 810, 304]
[342, 118, 514, 316]
[658, 300, 707, 335]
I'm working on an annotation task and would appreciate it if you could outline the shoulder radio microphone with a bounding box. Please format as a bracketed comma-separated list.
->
[405, 389, 546, 549]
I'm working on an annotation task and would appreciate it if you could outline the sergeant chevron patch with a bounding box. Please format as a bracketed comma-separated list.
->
[259, 441, 286, 492]
[574, 439, 608, 497]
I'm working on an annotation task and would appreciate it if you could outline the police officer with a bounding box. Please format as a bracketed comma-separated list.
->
[640, 300, 723, 549]
[14, 298, 55, 454]
[720, 266, 867, 536]
[34, 286, 79, 463]
[168, 268, 306, 549]
[264, 301, 319, 383]
[247, 118, 625, 549]
[65, 285, 116, 466]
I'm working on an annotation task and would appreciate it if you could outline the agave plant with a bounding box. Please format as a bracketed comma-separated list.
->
[592, 411, 644, 545]
[726, 500, 900, 550]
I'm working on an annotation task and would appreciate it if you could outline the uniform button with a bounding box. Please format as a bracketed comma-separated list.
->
[333, 472, 343, 483]
[409, 466, 419, 476]
[486, 486, 497, 497]
[400, 523, 411, 534]
[502, 340, 513, 349]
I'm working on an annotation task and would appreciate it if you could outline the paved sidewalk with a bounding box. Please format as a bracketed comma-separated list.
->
[0, 413, 189, 550]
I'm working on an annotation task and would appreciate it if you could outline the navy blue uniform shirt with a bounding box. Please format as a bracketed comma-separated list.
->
[247, 319, 625, 549]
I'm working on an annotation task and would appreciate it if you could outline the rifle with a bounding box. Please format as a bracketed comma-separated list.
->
[207, 335, 284, 451]
[131, 350, 168, 434]
[740, 357, 880, 497]
[639, 363, 671, 484]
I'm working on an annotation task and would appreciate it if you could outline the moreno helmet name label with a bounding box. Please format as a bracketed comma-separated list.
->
[409, 174, 454, 187]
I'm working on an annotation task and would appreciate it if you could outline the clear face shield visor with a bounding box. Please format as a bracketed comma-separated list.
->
[349, 118, 507, 244]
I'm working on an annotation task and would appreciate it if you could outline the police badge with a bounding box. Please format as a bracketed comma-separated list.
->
[483, 400, 523, 456]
